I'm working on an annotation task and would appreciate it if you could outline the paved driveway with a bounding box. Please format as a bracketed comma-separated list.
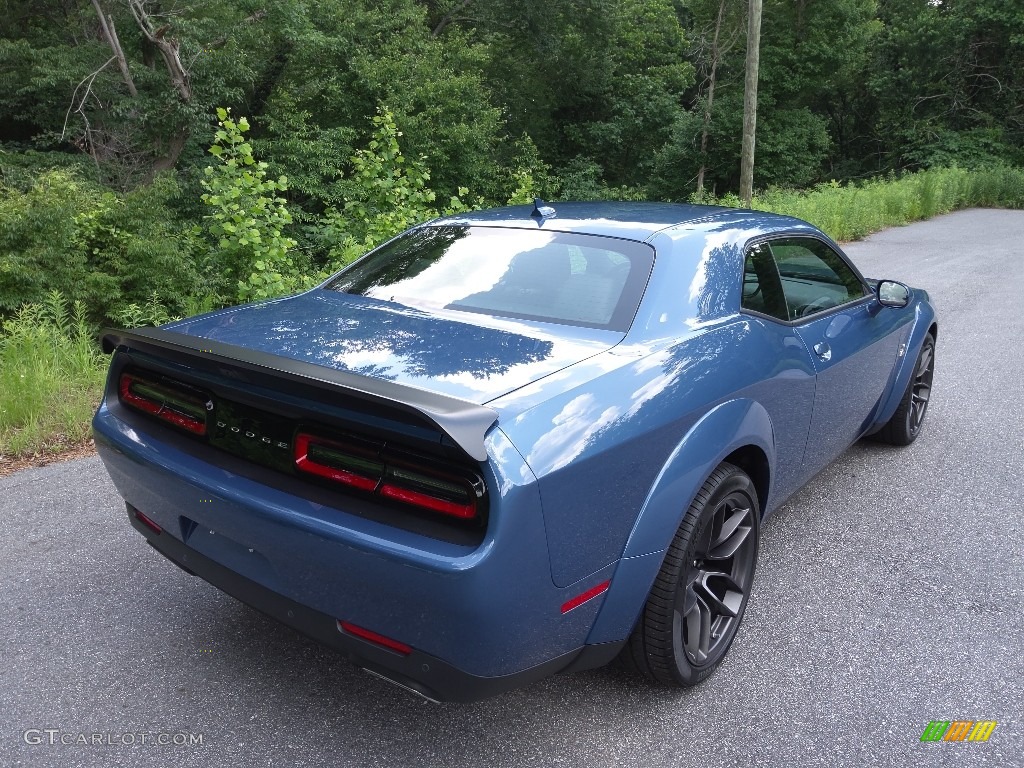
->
[2, 209, 1021, 767]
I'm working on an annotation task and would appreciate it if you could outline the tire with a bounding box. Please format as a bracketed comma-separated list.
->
[877, 333, 935, 446]
[619, 462, 759, 686]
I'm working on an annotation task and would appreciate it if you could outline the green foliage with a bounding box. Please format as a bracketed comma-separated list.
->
[0, 0, 304, 187]
[552, 158, 646, 202]
[4, 0, 1021, 205]
[0, 148, 95, 188]
[753, 108, 832, 190]
[0, 291, 106, 457]
[868, 0, 1024, 172]
[505, 170, 539, 206]
[960, 166, 1024, 209]
[502, 135, 552, 204]
[0, 167, 206, 323]
[2, 0, 1022, 467]
[316, 107, 470, 271]
[258, 0, 506, 200]
[474, 0, 694, 192]
[112, 293, 178, 328]
[344, 108, 445, 234]
[200, 108, 301, 302]
[253, 91, 355, 212]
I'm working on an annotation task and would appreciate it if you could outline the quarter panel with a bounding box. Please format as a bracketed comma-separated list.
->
[618, 398, 775, 559]
[497, 318, 815, 587]
[583, 399, 774, 645]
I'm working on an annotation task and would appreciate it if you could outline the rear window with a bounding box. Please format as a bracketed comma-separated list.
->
[325, 226, 655, 331]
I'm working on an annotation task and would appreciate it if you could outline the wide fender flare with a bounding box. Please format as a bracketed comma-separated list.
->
[585, 398, 775, 645]
[871, 299, 937, 430]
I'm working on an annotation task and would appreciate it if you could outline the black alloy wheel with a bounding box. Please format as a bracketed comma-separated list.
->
[908, 336, 935, 435]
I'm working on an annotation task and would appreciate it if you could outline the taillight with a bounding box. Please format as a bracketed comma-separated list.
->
[294, 432, 485, 521]
[293, 433, 382, 492]
[380, 466, 478, 519]
[118, 372, 209, 436]
[132, 507, 163, 535]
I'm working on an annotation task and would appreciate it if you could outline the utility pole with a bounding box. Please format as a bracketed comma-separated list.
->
[739, 0, 762, 208]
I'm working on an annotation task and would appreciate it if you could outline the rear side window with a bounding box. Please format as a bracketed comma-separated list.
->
[326, 226, 655, 331]
[742, 244, 789, 321]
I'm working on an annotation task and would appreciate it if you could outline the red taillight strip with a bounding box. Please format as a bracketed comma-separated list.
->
[119, 373, 207, 435]
[294, 432, 483, 521]
[338, 621, 412, 656]
[153, 406, 207, 435]
[293, 433, 380, 492]
[119, 374, 161, 415]
[379, 483, 476, 519]
[561, 580, 611, 614]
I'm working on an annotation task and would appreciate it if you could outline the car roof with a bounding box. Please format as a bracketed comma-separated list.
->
[430, 201, 809, 242]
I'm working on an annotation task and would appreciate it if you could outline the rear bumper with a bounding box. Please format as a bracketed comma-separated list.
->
[128, 505, 620, 702]
[94, 402, 622, 701]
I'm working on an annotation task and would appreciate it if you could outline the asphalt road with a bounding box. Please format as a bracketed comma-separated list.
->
[2, 209, 1022, 768]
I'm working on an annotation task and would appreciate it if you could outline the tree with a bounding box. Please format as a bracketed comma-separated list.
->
[0, 0, 290, 186]
[694, 0, 745, 195]
[200, 108, 298, 302]
[869, 0, 1024, 170]
[739, 0, 762, 206]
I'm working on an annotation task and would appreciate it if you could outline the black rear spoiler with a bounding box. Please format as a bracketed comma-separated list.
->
[101, 327, 499, 462]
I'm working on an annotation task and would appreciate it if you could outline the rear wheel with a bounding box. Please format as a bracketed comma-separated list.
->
[620, 462, 759, 686]
[877, 333, 935, 446]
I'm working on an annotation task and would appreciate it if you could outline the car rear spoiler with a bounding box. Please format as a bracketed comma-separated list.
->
[101, 327, 499, 462]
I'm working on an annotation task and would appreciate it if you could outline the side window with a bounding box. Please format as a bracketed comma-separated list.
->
[771, 238, 868, 319]
[742, 243, 789, 321]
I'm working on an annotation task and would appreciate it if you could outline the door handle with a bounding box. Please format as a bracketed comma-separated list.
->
[813, 342, 832, 362]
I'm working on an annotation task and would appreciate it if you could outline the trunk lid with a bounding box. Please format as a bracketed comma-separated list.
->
[166, 290, 622, 405]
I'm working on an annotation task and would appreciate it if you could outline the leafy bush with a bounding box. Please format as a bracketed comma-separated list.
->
[0, 168, 208, 323]
[314, 107, 472, 272]
[551, 157, 645, 202]
[200, 108, 303, 302]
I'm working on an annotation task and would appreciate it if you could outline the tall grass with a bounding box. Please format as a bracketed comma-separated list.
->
[0, 292, 107, 458]
[748, 166, 1024, 242]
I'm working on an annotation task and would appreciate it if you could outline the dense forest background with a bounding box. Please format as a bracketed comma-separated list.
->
[1, 0, 1022, 320]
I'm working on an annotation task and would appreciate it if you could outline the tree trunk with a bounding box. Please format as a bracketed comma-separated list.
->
[126, 0, 192, 178]
[740, 0, 762, 208]
[432, 0, 473, 38]
[127, 0, 192, 102]
[697, 0, 729, 195]
[91, 0, 137, 97]
[145, 130, 188, 183]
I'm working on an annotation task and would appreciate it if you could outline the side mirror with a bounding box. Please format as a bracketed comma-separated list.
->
[876, 280, 911, 308]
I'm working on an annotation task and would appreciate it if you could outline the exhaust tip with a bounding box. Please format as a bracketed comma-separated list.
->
[361, 668, 440, 704]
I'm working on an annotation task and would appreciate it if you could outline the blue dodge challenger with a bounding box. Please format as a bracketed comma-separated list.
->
[93, 201, 937, 702]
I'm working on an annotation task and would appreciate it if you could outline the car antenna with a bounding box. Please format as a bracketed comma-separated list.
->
[531, 198, 556, 219]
